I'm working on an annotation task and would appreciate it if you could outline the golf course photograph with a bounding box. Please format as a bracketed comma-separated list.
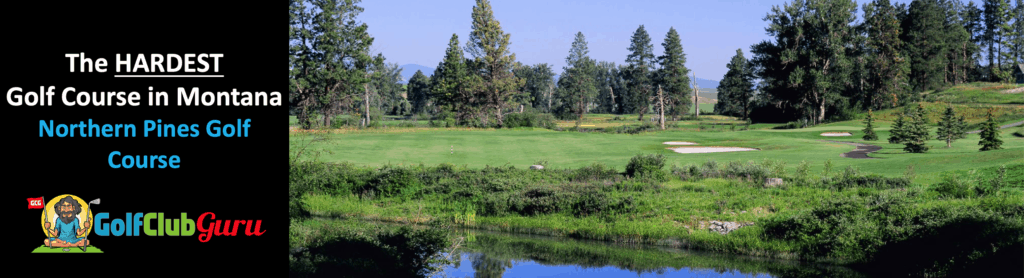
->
[289, 0, 1023, 277]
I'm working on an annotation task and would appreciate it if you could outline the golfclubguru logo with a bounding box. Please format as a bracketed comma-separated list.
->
[32, 195, 264, 252]
[31, 194, 100, 253]
[94, 211, 265, 242]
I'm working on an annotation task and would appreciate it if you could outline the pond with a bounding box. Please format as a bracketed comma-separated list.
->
[289, 218, 867, 278]
[434, 229, 865, 278]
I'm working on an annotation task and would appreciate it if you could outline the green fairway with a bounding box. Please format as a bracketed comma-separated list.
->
[291, 118, 1023, 185]
[31, 245, 102, 253]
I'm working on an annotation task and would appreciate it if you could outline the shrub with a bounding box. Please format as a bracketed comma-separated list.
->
[503, 112, 557, 129]
[625, 154, 667, 181]
[933, 170, 979, 198]
[570, 163, 621, 182]
[366, 165, 421, 199]
[828, 174, 911, 191]
[773, 121, 802, 129]
[606, 122, 658, 134]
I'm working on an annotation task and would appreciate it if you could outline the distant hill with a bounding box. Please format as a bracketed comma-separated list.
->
[694, 77, 719, 89]
[398, 64, 435, 84]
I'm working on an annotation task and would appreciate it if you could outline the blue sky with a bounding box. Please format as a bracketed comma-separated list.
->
[356, 0, 961, 80]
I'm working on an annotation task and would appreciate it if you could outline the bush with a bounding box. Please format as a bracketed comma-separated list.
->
[625, 154, 667, 181]
[762, 192, 1024, 275]
[828, 174, 911, 191]
[502, 112, 556, 129]
[570, 163, 621, 182]
[773, 121, 802, 129]
[933, 170, 979, 198]
[365, 165, 421, 199]
[605, 122, 658, 134]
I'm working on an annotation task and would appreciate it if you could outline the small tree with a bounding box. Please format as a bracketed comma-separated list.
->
[936, 105, 967, 147]
[888, 111, 907, 144]
[863, 109, 878, 141]
[979, 109, 1004, 151]
[902, 103, 931, 153]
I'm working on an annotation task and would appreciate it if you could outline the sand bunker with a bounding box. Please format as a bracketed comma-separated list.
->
[821, 132, 852, 137]
[663, 141, 698, 145]
[667, 147, 759, 153]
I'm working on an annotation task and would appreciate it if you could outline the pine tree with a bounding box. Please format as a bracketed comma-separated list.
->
[558, 32, 598, 128]
[656, 27, 692, 122]
[464, 0, 524, 127]
[716, 49, 755, 119]
[863, 0, 912, 109]
[889, 111, 907, 144]
[903, 103, 931, 153]
[863, 109, 879, 141]
[936, 105, 967, 147]
[407, 70, 431, 114]
[979, 109, 1004, 150]
[432, 34, 480, 124]
[625, 25, 655, 121]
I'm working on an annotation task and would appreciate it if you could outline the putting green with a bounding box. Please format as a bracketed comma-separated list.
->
[31, 245, 102, 253]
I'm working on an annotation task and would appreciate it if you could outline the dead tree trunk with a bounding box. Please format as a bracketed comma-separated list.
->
[608, 86, 616, 114]
[658, 85, 665, 130]
[364, 83, 370, 127]
[692, 72, 700, 118]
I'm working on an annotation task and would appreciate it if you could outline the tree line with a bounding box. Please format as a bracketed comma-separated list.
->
[717, 0, 1024, 124]
[290, 0, 1024, 129]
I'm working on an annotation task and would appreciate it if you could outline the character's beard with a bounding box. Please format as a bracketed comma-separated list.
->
[59, 213, 76, 225]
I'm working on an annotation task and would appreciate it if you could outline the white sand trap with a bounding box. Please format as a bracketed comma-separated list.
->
[668, 147, 759, 153]
[663, 141, 698, 145]
[821, 132, 852, 137]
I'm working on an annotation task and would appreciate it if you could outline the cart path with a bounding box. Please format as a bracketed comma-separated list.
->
[966, 120, 1024, 134]
[821, 140, 883, 159]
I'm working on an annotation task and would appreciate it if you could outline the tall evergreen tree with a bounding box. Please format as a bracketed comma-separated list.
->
[464, 0, 525, 127]
[863, 0, 912, 109]
[902, 103, 932, 153]
[964, 2, 987, 81]
[432, 34, 481, 123]
[863, 109, 879, 141]
[1011, 0, 1024, 64]
[979, 109, 1005, 150]
[289, 0, 376, 128]
[593, 61, 619, 114]
[715, 49, 755, 119]
[556, 32, 599, 128]
[984, 0, 1013, 80]
[906, 0, 949, 92]
[656, 27, 693, 121]
[407, 70, 431, 114]
[936, 105, 968, 147]
[625, 25, 656, 121]
[942, 0, 975, 86]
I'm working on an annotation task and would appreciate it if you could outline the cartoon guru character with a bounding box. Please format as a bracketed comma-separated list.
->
[43, 196, 90, 247]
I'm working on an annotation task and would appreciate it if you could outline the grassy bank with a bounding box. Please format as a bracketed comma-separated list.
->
[289, 153, 1023, 276]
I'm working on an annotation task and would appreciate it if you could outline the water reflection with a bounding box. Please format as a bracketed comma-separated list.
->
[441, 252, 778, 278]
[434, 229, 864, 278]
